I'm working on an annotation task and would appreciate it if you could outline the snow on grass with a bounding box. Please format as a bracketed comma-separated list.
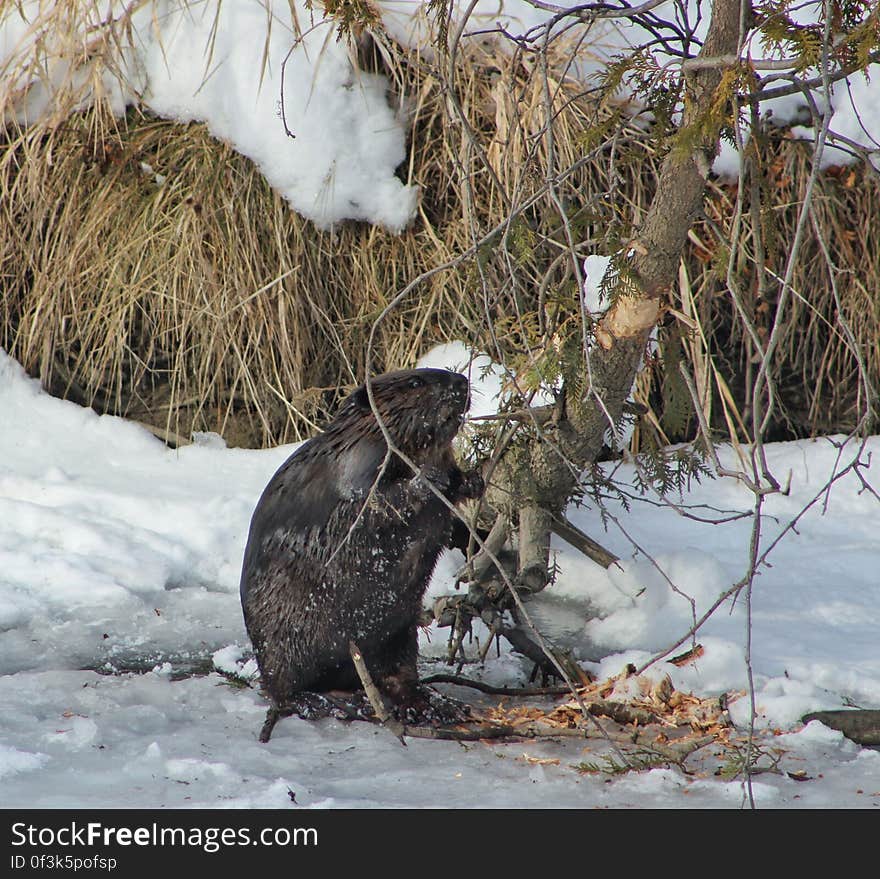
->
[4, 1, 878, 239]
[1, 0, 416, 230]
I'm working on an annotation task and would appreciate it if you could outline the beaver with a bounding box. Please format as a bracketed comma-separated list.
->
[239, 368, 483, 741]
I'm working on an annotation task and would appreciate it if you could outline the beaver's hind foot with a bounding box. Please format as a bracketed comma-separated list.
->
[259, 691, 374, 741]
[391, 685, 472, 727]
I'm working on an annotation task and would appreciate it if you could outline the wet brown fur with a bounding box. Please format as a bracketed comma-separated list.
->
[239, 368, 482, 732]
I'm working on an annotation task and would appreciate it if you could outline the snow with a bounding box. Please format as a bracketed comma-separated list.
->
[1, 0, 417, 231]
[582, 255, 614, 316]
[1, 346, 879, 809]
[2, 1, 880, 810]
[2, 1, 879, 236]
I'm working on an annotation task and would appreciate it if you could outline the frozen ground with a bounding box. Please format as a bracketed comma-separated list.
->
[1, 347, 879, 809]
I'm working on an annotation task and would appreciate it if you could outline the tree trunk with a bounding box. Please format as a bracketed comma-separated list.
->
[483, 0, 746, 592]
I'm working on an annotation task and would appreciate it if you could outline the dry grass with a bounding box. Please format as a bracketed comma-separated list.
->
[1, 4, 877, 447]
[683, 144, 880, 442]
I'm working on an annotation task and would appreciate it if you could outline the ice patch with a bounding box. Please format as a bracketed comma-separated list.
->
[0, 743, 50, 780]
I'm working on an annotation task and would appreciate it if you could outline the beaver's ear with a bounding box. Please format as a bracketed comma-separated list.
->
[349, 385, 371, 411]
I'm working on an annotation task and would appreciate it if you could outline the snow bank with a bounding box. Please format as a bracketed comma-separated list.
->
[2, 347, 880, 807]
[3, 0, 877, 240]
[1, 0, 416, 230]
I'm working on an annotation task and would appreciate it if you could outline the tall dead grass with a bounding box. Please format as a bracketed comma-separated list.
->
[0, 4, 876, 447]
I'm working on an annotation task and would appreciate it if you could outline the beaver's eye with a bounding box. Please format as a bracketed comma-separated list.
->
[409, 377, 424, 389]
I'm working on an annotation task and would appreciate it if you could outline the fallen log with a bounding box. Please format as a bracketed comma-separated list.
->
[801, 709, 880, 746]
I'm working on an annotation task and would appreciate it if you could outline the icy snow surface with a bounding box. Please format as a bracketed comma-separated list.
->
[1, 348, 880, 808]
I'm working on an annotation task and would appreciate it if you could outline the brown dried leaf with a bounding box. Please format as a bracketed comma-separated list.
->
[518, 754, 560, 766]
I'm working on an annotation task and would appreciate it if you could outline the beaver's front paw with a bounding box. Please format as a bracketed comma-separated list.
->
[409, 466, 451, 502]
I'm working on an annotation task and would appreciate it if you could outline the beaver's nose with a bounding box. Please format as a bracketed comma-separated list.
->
[451, 372, 469, 395]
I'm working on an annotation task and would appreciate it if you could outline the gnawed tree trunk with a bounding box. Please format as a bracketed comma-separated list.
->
[461, 1, 745, 657]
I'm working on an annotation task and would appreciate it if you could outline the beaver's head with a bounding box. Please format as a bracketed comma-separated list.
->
[338, 368, 471, 456]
